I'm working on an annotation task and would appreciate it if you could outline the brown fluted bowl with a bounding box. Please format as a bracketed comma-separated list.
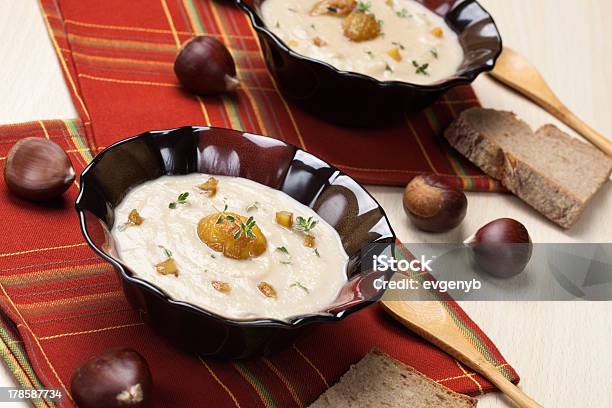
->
[236, 0, 502, 127]
[75, 126, 395, 359]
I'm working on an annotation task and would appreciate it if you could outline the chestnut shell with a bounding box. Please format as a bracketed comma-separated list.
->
[71, 348, 152, 408]
[174, 36, 238, 95]
[467, 218, 533, 278]
[4, 137, 75, 201]
[403, 174, 467, 232]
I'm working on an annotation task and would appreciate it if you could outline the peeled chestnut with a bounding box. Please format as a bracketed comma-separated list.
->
[465, 218, 533, 278]
[403, 174, 467, 232]
[3, 137, 75, 201]
[71, 348, 152, 408]
[174, 36, 239, 95]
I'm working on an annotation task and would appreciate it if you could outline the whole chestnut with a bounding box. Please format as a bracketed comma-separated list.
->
[71, 348, 152, 408]
[174, 36, 239, 95]
[3, 137, 75, 201]
[465, 218, 533, 278]
[402, 174, 467, 232]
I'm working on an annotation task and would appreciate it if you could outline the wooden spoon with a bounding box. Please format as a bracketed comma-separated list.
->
[490, 47, 612, 158]
[381, 298, 543, 408]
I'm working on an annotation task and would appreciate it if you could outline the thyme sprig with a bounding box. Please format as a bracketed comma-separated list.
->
[412, 60, 430, 75]
[276, 246, 292, 265]
[356, 1, 371, 12]
[395, 8, 410, 18]
[169, 192, 189, 209]
[246, 201, 260, 212]
[158, 245, 173, 259]
[294, 216, 318, 233]
[233, 216, 257, 240]
[290, 282, 310, 293]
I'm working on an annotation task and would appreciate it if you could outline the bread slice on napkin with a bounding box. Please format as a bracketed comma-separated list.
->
[444, 108, 612, 228]
[308, 348, 477, 408]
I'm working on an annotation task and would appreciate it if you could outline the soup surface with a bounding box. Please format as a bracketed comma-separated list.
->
[261, 0, 464, 84]
[111, 174, 348, 321]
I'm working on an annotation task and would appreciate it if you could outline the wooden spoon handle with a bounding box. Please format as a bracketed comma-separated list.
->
[490, 56, 612, 158]
[381, 300, 544, 408]
[477, 359, 544, 408]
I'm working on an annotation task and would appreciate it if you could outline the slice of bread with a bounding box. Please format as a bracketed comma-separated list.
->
[444, 108, 612, 228]
[308, 348, 477, 408]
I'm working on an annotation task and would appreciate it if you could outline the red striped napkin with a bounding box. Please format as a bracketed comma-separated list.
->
[0, 1, 518, 407]
[41, 0, 501, 190]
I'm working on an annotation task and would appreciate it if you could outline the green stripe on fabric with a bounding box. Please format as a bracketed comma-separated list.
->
[221, 96, 245, 131]
[234, 362, 279, 408]
[424, 109, 472, 190]
[0, 326, 55, 408]
[392, 245, 516, 382]
[182, 0, 205, 34]
[0, 329, 45, 390]
[64, 119, 93, 162]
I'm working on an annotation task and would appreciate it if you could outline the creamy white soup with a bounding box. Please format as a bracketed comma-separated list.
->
[261, 0, 464, 84]
[111, 174, 348, 321]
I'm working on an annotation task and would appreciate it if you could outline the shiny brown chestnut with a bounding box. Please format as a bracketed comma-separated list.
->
[174, 36, 239, 95]
[465, 218, 533, 278]
[71, 348, 152, 408]
[402, 174, 467, 232]
[3, 137, 75, 201]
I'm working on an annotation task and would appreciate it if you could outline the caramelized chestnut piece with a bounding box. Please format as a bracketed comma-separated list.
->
[258, 281, 277, 299]
[198, 212, 267, 260]
[342, 8, 381, 42]
[71, 348, 152, 408]
[403, 174, 467, 232]
[275, 211, 294, 229]
[174, 36, 239, 95]
[465, 218, 533, 278]
[311, 0, 357, 16]
[4, 137, 74, 201]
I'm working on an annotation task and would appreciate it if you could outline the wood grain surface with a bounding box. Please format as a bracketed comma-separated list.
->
[0, 1, 610, 407]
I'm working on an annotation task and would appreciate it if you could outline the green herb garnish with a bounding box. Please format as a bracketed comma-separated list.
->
[233, 216, 257, 239]
[392, 41, 405, 50]
[395, 8, 410, 18]
[246, 201, 260, 212]
[276, 246, 290, 255]
[314, 248, 320, 257]
[384, 63, 393, 72]
[276, 246, 292, 264]
[158, 245, 173, 259]
[412, 60, 429, 75]
[294, 216, 318, 233]
[215, 204, 230, 223]
[291, 282, 310, 293]
[357, 1, 371, 12]
[169, 192, 189, 209]
[430, 48, 439, 59]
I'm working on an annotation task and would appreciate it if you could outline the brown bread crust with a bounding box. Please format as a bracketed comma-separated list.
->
[444, 109, 611, 229]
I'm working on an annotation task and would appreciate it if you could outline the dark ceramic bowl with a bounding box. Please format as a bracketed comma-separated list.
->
[236, 0, 502, 127]
[75, 126, 395, 359]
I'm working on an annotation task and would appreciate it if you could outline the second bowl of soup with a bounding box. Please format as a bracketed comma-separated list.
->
[237, 0, 502, 127]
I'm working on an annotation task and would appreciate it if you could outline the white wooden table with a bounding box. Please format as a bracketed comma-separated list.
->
[1, 1, 610, 407]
